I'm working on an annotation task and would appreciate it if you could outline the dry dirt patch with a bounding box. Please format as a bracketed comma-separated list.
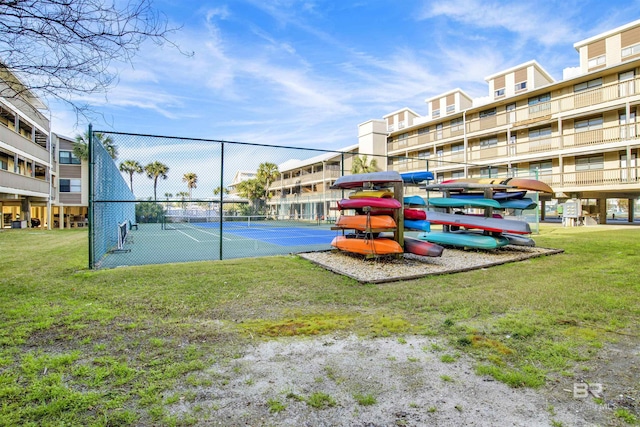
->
[176, 335, 612, 426]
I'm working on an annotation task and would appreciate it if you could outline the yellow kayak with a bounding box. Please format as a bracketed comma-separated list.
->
[349, 190, 394, 199]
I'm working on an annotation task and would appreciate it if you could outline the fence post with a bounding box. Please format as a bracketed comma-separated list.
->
[88, 124, 94, 269]
[219, 142, 224, 260]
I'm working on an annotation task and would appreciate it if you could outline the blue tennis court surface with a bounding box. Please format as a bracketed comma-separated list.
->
[181, 222, 338, 246]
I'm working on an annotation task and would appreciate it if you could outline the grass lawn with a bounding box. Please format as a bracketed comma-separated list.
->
[0, 224, 638, 425]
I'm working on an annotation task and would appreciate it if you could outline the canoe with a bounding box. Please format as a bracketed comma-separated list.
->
[450, 191, 527, 201]
[349, 190, 394, 199]
[338, 197, 402, 210]
[404, 208, 426, 220]
[417, 231, 510, 249]
[403, 236, 444, 257]
[331, 235, 404, 256]
[427, 197, 501, 209]
[498, 198, 538, 210]
[401, 171, 434, 184]
[441, 177, 553, 193]
[404, 219, 431, 232]
[331, 171, 403, 189]
[403, 195, 426, 206]
[425, 211, 531, 235]
[335, 215, 396, 231]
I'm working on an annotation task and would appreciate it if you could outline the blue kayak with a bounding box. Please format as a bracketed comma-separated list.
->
[401, 171, 434, 184]
[417, 231, 510, 249]
[403, 195, 426, 206]
[427, 197, 501, 209]
[498, 198, 538, 210]
[404, 219, 431, 232]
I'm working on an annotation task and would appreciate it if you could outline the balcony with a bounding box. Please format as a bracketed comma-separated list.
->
[277, 169, 341, 187]
[0, 125, 50, 163]
[0, 169, 49, 195]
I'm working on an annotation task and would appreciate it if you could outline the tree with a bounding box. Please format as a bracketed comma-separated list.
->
[236, 179, 264, 213]
[73, 130, 117, 160]
[182, 172, 198, 200]
[256, 162, 279, 200]
[0, 0, 184, 114]
[119, 160, 143, 193]
[164, 192, 173, 200]
[213, 186, 229, 196]
[144, 161, 169, 201]
[351, 155, 378, 174]
[176, 191, 189, 209]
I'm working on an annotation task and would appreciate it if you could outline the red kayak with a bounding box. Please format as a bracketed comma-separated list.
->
[404, 208, 426, 220]
[403, 236, 444, 257]
[338, 197, 402, 210]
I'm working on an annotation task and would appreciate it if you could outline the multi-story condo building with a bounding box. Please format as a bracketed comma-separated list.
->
[0, 65, 89, 229]
[269, 18, 640, 224]
[0, 69, 52, 229]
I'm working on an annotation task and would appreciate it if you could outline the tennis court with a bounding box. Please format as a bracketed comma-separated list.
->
[96, 219, 340, 269]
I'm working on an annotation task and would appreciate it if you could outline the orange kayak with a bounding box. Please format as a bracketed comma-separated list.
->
[335, 214, 396, 231]
[331, 235, 403, 256]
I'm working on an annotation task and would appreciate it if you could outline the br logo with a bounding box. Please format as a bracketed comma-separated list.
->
[573, 382, 603, 399]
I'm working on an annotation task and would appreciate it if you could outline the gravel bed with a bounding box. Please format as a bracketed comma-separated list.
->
[300, 245, 563, 283]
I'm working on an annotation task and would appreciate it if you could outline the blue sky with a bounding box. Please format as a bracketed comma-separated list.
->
[46, 0, 640, 197]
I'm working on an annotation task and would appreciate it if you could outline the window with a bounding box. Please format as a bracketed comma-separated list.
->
[436, 123, 443, 139]
[479, 108, 496, 118]
[528, 93, 550, 106]
[59, 179, 81, 192]
[446, 104, 455, 114]
[480, 136, 498, 147]
[620, 70, 635, 81]
[528, 126, 552, 139]
[417, 150, 430, 159]
[588, 55, 606, 68]
[576, 156, 603, 171]
[528, 93, 551, 114]
[620, 110, 637, 138]
[451, 170, 465, 178]
[432, 109, 440, 118]
[529, 161, 552, 176]
[480, 167, 499, 177]
[574, 78, 602, 92]
[575, 116, 603, 132]
[622, 43, 640, 57]
[450, 117, 463, 132]
[495, 88, 505, 97]
[0, 152, 8, 170]
[418, 127, 429, 135]
[451, 143, 464, 153]
[515, 81, 527, 91]
[59, 151, 81, 165]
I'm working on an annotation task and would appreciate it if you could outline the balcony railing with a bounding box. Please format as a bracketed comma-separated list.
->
[0, 169, 49, 195]
[0, 125, 50, 163]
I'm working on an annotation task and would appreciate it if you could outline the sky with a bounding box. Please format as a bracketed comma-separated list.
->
[45, 0, 640, 198]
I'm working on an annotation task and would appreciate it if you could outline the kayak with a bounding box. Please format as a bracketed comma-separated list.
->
[338, 197, 402, 210]
[403, 236, 444, 257]
[404, 208, 426, 220]
[331, 171, 403, 189]
[331, 235, 404, 256]
[335, 214, 397, 231]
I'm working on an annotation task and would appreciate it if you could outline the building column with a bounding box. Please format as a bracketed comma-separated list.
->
[629, 199, 635, 223]
[540, 200, 546, 221]
[598, 198, 608, 224]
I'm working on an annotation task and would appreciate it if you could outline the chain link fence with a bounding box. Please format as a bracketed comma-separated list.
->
[89, 130, 541, 269]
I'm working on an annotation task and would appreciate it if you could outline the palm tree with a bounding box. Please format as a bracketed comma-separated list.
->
[213, 186, 229, 196]
[256, 162, 279, 200]
[182, 172, 198, 200]
[351, 155, 378, 174]
[144, 161, 169, 201]
[164, 192, 173, 200]
[73, 130, 118, 160]
[236, 179, 264, 213]
[119, 160, 143, 193]
[176, 191, 189, 209]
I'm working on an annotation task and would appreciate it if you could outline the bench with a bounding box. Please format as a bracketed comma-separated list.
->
[129, 220, 138, 231]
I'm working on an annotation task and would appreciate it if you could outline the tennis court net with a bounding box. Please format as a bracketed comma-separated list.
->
[162, 214, 330, 230]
